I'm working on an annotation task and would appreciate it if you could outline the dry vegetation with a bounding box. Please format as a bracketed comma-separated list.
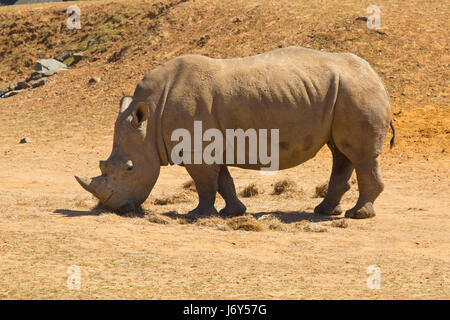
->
[314, 182, 329, 198]
[240, 183, 259, 197]
[0, 0, 449, 299]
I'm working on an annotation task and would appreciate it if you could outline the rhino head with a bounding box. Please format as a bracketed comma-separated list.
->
[75, 96, 161, 212]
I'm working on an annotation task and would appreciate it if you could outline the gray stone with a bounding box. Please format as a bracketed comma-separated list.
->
[15, 81, 31, 90]
[89, 77, 101, 84]
[35, 59, 67, 76]
[0, 87, 10, 97]
[30, 77, 48, 88]
[20, 137, 31, 144]
[25, 71, 44, 82]
[2, 90, 19, 98]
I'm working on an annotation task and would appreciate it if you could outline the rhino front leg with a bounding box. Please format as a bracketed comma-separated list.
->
[185, 164, 220, 216]
[315, 141, 354, 216]
[218, 165, 246, 217]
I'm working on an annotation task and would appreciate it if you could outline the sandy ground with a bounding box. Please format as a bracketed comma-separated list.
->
[0, 122, 448, 299]
[0, 0, 448, 299]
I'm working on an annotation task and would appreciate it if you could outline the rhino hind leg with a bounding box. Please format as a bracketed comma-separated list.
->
[185, 164, 220, 217]
[345, 157, 384, 219]
[217, 165, 247, 217]
[315, 141, 354, 216]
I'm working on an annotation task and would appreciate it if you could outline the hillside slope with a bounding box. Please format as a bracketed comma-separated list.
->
[0, 0, 448, 155]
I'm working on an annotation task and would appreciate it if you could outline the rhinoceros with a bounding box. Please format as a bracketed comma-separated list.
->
[75, 47, 395, 219]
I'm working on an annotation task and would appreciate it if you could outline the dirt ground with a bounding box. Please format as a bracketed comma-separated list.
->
[0, 0, 448, 299]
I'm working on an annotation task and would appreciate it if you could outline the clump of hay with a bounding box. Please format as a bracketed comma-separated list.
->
[182, 180, 196, 192]
[331, 219, 348, 228]
[152, 192, 191, 205]
[258, 214, 287, 231]
[292, 220, 308, 231]
[303, 223, 328, 232]
[239, 183, 259, 197]
[147, 212, 171, 224]
[153, 196, 173, 205]
[226, 215, 265, 232]
[272, 179, 298, 195]
[196, 217, 231, 231]
[314, 182, 328, 198]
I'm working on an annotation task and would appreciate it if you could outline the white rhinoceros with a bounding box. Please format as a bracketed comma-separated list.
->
[76, 47, 395, 219]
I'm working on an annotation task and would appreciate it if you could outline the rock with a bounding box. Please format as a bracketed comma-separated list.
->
[30, 77, 48, 88]
[54, 51, 84, 66]
[35, 59, 67, 76]
[2, 90, 19, 98]
[355, 16, 368, 22]
[25, 71, 44, 82]
[71, 54, 84, 66]
[54, 51, 73, 62]
[88, 77, 100, 84]
[20, 137, 30, 144]
[15, 81, 31, 90]
[0, 87, 10, 97]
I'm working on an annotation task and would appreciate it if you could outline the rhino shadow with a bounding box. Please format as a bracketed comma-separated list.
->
[53, 201, 147, 218]
[160, 210, 339, 224]
[53, 207, 340, 222]
[53, 208, 103, 217]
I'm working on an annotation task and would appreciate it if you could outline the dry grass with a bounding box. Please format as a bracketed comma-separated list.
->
[226, 215, 265, 232]
[314, 182, 328, 198]
[272, 179, 303, 197]
[182, 180, 196, 192]
[147, 212, 171, 224]
[152, 191, 192, 205]
[331, 219, 349, 228]
[239, 183, 259, 197]
[195, 217, 230, 231]
[303, 223, 328, 233]
[257, 214, 287, 231]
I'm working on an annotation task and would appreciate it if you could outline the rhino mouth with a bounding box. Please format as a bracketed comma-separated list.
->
[103, 191, 115, 205]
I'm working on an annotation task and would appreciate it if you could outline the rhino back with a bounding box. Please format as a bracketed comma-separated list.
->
[156, 48, 343, 169]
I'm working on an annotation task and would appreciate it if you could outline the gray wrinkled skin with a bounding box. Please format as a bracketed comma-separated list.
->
[76, 97, 160, 212]
[76, 47, 394, 218]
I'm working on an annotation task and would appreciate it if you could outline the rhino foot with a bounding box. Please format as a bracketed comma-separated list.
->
[314, 202, 343, 216]
[345, 203, 376, 219]
[219, 202, 247, 217]
[187, 205, 219, 217]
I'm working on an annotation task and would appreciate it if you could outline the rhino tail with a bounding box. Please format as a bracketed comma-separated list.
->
[389, 120, 396, 149]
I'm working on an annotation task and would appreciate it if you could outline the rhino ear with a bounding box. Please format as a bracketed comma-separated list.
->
[132, 101, 149, 128]
[120, 96, 133, 114]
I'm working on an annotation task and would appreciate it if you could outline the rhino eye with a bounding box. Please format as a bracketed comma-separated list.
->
[126, 160, 134, 171]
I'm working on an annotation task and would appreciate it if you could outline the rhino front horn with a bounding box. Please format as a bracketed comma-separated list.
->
[75, 176, 94, 194]
[75, 175, 111, 203]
